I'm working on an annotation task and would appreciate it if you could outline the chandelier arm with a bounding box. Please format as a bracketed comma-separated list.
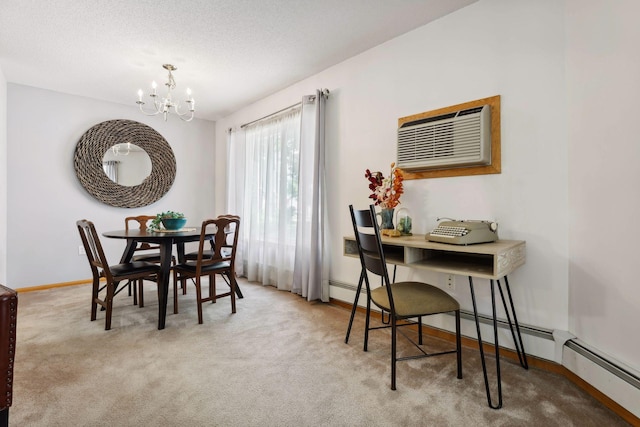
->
[178, 112, 195, 122]
[137, 102, 162, 116]
[173, 103, 195, 122]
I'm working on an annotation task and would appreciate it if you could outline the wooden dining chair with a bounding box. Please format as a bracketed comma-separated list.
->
[124, 215, 177, 309]
[172, 216, 240, 324]
[184, 214, 243, 299]
[77, 219, 161, 330]
[345, 205, 462, 390]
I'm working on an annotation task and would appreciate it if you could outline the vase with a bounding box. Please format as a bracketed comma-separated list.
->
[379, 208, 395, 230]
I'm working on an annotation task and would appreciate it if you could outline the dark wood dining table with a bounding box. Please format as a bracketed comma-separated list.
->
[103, 227, 208, 330]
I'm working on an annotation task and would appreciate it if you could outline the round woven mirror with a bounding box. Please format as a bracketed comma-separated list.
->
[74, 119, 176, 208]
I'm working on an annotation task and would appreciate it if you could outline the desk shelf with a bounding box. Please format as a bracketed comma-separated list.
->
[343, 235, 525, 280]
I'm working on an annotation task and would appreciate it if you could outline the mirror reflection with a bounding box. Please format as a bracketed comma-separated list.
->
[102, 142, 152, 187]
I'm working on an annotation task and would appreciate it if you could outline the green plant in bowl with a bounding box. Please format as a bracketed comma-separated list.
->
[149, 211, 186, 231]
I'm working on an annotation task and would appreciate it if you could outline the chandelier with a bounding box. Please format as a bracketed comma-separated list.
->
[136, 64, 195, 122]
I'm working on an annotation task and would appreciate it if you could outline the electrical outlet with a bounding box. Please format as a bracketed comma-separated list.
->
[446, 274, 455, 290]
[78, 245, 86, 256]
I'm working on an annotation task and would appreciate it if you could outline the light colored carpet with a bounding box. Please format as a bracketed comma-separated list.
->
[12, 279, 628, 426]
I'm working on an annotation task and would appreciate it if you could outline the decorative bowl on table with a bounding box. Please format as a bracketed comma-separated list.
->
[161, 217, 187, 230]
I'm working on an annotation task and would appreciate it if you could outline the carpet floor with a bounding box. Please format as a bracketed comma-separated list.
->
[11, 278, 629, 426]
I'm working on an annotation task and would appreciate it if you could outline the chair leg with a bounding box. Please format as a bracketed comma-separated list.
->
[132, 281, 138, 306]
[229, 272, 236, 314]
[210, 274, 216, 303]
[456, 310, 463, 379]
[91, 278, 99, 321]
[391, 316, 397, 390]
[105, 282, 115, 331]
[195, 276, 203, 324]
[138, 279, 145, 308]
[364, 295, 371, 352]
[233, 273, 244, 299]
[418, 315, 423, 345]
[345, 270, 364, 344]
[173, 271, 179, 314]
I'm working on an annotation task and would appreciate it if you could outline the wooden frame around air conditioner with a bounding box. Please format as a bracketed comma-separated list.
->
[398, 95, 501, 180]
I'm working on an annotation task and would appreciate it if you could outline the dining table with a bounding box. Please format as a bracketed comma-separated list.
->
[103, 226, 208, 330]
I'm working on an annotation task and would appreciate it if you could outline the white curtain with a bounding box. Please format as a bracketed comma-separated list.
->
[226, 128, 246, 277]
[102, 160, 118, 183]
[237, 109, 302, 290]
[292, 90, 329, 302]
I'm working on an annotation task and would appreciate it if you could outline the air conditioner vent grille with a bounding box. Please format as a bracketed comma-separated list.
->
[397, 104, 491, 171]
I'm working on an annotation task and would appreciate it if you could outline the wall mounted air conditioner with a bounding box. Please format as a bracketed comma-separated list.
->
[397, 104, 491, 171]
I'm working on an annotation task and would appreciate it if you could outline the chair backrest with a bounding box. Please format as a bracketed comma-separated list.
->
[125, 215, 158, 250]
[76, 219, 113, 282]
[349, 205, 396, 311]
[125, 215, 155, 232]
[216, 214, 240, 253]
[195, 216, 240, 270]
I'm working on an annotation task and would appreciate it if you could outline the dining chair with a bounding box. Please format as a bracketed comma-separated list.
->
[345, 205, 462, 390]
[124, 215, 178, 309]
[172, 216, 240, 324]
[77, 219, 161, 330]
[184, 214, 243, 299]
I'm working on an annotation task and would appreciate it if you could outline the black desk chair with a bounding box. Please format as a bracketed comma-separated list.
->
[77, 219, 161, 330]
[345, 205, 463, 390]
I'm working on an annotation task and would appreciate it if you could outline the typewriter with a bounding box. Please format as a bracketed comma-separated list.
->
[427, 219, 498, 245]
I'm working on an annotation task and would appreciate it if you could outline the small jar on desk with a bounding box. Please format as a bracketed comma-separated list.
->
[396, 208, 412, 236]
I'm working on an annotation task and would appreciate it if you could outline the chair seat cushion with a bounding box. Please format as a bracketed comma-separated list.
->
[175, 260, 231, 274]
[132, 253, 162, 263]
[110, 261, 160, 277]
[370, 281, 459, 318]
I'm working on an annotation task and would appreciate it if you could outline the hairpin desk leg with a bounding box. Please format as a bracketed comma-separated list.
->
[469, 276, 503, 409]
[497, 276, 528, 369]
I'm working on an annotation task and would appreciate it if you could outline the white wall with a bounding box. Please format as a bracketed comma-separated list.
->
[0, 66, 6, 284]
[216, 0, 569, 360]
[6, 84, 216, 288]
[566, 0, 640, 373]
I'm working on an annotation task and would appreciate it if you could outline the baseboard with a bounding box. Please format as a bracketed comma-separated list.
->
[330, 280, 640, 425]
[15, 279, 94, 293]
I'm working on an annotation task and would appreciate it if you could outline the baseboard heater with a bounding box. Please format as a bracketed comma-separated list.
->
[330, 279, 640, 392]
[565, 339, 640, 390]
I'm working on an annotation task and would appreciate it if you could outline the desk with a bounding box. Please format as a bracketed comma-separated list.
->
[343, 235, 527, 409]
[103, 227, 206, 330]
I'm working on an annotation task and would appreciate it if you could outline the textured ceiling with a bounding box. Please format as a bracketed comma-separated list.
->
[0, 0, 476, 121]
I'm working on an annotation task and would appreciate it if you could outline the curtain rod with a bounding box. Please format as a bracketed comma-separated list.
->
[240, 102, 301, 129]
